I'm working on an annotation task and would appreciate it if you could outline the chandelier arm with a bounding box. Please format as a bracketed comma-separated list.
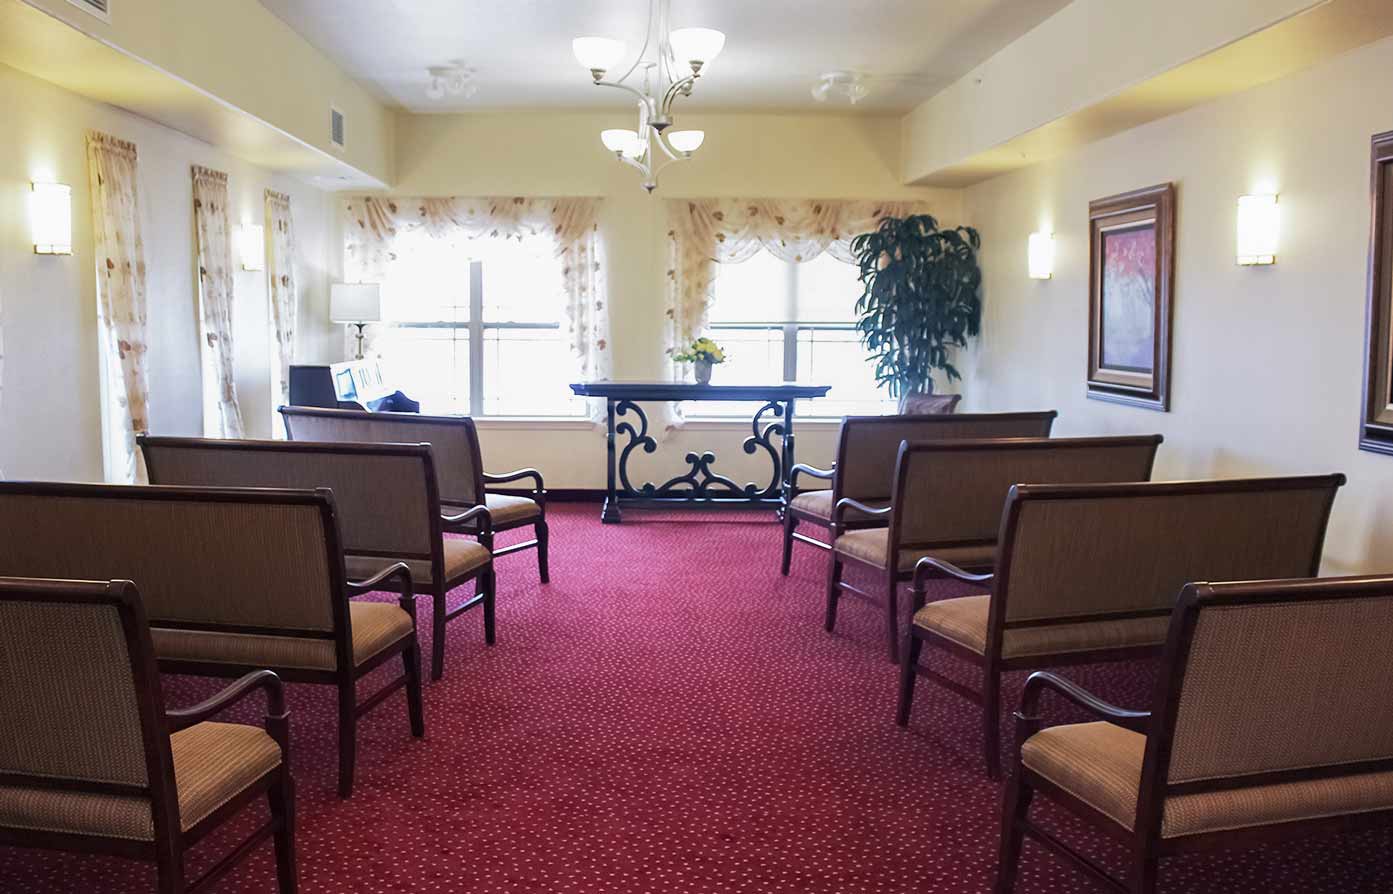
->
[653, 129, 684, 162]
[612, 0, 657, 86]
[658, 73, 698, 119]
[593, 79, 653, 106]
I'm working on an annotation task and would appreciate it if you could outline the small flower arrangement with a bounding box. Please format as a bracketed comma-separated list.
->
[672, 336, 727, 365]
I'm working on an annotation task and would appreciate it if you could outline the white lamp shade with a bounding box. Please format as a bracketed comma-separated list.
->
[30, 182, 72, 255]
[330, 283, 382, 323]
[601, 128, 646, 159]
[669, 28, 725, 67]
[1237, 193, 1279, 265]
[238, 224, 265, 271]
[573, 37, 626, 73]
[1027, 232, 1054, 280]
[668, 130, 705, 153]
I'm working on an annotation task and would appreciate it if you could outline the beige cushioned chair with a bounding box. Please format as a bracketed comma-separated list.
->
[896, 391, 962, 415]
[996, 574, 1391, 894]
[279, 406, 550, 583]
[782, 411, 1057, 575]
[0, 577, 295, 894]
[0, 482, 424, 799]
[898, 473, 1345, 780]
[140, 436, 493, 682]
[826, 435, 1161, 666]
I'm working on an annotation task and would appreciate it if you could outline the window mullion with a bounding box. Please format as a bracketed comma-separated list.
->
[783, 261, 799, 382]
[469, 259, 484, 416]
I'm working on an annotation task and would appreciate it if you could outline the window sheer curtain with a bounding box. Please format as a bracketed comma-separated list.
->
[192, 165, 245, 438]
[663, 198, 926, 427]
[86, 131, 153, 483]
[343, 196, 610, 421]
[265, 189, 298, 411]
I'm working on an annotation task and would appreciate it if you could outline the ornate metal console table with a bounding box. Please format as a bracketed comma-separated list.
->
[569, 381, 831, 523]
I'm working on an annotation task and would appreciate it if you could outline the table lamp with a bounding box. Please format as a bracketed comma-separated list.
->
[330, 283, 382, 360]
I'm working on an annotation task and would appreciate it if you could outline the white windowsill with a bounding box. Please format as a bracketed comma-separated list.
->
[466, 416, 845, 431]
[473, 416, 595, 430]
[682, 416, 844, 428]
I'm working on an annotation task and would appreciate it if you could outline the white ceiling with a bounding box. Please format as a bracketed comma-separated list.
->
[259, 0, 1072, 114]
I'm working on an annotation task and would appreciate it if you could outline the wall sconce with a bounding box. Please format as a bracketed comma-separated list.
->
[1028, 231, 1054, 279]
[1237, 193, 1278, 266]
[30, 182, 72, 255]
[238, 224, 266, 271]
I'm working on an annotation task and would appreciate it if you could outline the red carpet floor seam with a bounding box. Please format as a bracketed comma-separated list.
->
[2, 503, 1390, 892]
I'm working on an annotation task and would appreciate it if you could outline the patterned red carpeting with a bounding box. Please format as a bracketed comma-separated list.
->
[3, 503, 1390, 892]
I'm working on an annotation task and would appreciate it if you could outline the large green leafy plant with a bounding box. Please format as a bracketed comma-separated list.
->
[851, 214, 983, 396]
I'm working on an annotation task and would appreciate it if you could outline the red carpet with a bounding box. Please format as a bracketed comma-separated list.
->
[3, 503, 1390, 892]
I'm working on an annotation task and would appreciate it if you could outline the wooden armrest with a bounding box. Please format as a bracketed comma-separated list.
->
[913, 556, 995, 590]
[788, 463, 835, 490]
[442, 503, 493, 534]
[484, 468, 545, 491]
[831, 497, 892, 524]
[1018, 671, 1151, 733]
[166, 670, 286, 734]
[347, 561, 413, 596]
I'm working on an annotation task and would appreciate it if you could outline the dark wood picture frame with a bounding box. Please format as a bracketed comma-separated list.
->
[1360, 130, 1393, 455]
[1087, 183, 1176, 411]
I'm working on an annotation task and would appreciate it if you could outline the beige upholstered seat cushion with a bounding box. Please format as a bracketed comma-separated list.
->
[151, 602, 413, 671]
[833, 528, 995, 573]
[1022, 721, 1393, 839]
[345, 537, 491, 587]
[0, 721, 280, 842]
[788, 490, 889, 523]
[912, 595, 1170, 659]
[445, 493, 541, 528]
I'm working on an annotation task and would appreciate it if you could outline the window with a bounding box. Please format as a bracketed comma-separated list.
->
[375, 231, 586, 417]
[698, 251, 896, 418]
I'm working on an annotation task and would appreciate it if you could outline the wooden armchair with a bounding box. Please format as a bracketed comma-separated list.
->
[140, 435, 494, 681]
[0, 577, 295, 894]
[826, 434, 1160, 665]
[997, 574, 1393, 893]
[901, 474, 1345, 779]
[0, 482, 425, 799]
[280, 406, 549, 583]
[782, 411, 1058, 575]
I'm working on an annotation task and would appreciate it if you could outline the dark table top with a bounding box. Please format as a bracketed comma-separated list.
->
[570, 381, 832, 401]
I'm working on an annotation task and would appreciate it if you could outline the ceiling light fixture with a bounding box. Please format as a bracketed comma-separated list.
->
[811, 71, 869, 105]
[425, 63, 478, 102]
[574, 0, 724, 192]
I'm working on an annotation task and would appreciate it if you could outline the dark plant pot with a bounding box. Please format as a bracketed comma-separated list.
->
[694, 359, 713, 385]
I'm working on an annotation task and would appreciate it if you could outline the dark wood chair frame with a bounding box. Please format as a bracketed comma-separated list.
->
[783, 411, 1059, 576]
[141, 435, 497, 682]
[0, 482, 426, 799]
[996, 575, 1393, 894]
[0, 577, 296, 894]
[279, 406, 550, 583]
[826, 433, 1156, 667]
[897, 472, 1340, 780]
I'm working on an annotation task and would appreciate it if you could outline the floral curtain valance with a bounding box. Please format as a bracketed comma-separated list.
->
[342, 195, 611, 411]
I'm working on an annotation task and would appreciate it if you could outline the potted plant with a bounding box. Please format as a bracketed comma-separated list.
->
[851, 214, 983, 396]
[674, 336, 727, 385]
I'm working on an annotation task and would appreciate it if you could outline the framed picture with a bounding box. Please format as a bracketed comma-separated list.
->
[1360, 130, 1393, 454]
[1087, 183, 1176, 411]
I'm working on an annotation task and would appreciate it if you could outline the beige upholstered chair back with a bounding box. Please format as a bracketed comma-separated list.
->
[0, 578, 164, 790]
[142, 437, 438, 561]
[836, 411, 1058, 502]
[1159, 575, 1390, 786]
[0, 484, 342, 635]
[897, 392, 962, 415]
[890, 435, 1159, 549]
[281, 407, 484, 507]
[996, 475, 1342, 629]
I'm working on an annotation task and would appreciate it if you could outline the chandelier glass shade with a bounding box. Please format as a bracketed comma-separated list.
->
[574, 0, 723, 192]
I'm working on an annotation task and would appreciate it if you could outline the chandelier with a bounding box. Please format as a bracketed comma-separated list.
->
[572, 0, 725, 192]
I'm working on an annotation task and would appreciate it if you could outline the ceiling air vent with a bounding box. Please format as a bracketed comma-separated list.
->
[66, 0, 111, 22]
[330, 106, 345, 151]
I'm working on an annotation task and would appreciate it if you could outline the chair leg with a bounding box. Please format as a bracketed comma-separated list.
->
[993, 771, 1035, 894]
[267, 769, 298, 894]
[535, 518, 550, 584]
[884, 576, 900, 664]
[1130, 854, 1159, 894]
[154, 842, 185, 894]
[431, 583, 447, 682]
[336, 685, 357, 799]
[983, 670, 1003, 780]
[482, 568, 497, 646]
[404, 640, 426, 739]
[780, 514, 798, 576]
[823, 554, 844, 632]
[896, 631, 923, 726]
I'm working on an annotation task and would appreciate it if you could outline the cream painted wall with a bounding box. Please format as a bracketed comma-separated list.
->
[333, 111, 962, 489]
[960, 35, 1393, 574]
[0, 61, 332, 480]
